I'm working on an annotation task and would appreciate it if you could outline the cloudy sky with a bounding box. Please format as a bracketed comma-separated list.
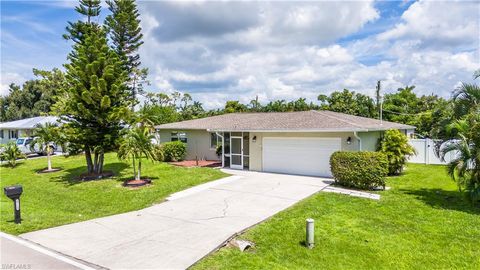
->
[1, 0, 479, 109]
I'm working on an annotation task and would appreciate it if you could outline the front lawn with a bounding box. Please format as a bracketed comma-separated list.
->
[194, 164, 480, 269]
[0, 153, 227, 235]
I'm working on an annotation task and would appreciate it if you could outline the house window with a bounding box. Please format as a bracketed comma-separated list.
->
[10, 130, 18, 139]
[210, 133, 219, 149]
[171, 131, 187, 143]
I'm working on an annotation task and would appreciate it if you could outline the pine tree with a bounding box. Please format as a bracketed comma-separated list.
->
[105, 0, 147, 106]
[64, 0, 102, 44]
[55, 0, 132, 175]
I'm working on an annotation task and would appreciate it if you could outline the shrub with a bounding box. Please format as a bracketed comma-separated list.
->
[152, 144, 165, 162]
[330, 151, 388, 190]
[378, 129, 416, 175]
[162, 141, 187, 162]
[0, 142, 26, 167]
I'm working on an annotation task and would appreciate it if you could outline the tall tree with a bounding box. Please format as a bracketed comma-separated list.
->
[105, 0, 147, 106]
[63, 0, 102, 44]
[318, 89, 376, 118]
[224, 101, 248, 113]
[0, 68, 65, 122]
[54, 1, 131, 175]
[382, 85, 419, 125]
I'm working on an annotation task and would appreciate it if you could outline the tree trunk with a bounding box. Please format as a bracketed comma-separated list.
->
[98, 151, 104, 174]
[47, 152, 52, 171]
[93, 152, 99, 173]
[132, 155, 136, 180]
[136, 158, 141, 180]
[85, 146, 93, 174]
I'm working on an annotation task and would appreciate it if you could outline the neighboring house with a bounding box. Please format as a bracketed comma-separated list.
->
[156, 110, 414, 177]
[0, 116, 60, 144]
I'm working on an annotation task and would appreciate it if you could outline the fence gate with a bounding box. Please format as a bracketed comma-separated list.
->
[408, 139, 456, 165]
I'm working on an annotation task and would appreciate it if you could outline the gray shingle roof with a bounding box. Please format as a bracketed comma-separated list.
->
[0, 116, 60, 129]
[155, 110, 414, 132]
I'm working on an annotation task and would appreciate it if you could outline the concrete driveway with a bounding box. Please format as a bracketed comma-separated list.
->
[21, 169, 331, 269]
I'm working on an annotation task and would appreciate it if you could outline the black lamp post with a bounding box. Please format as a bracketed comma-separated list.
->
[4, 185, 23, 224]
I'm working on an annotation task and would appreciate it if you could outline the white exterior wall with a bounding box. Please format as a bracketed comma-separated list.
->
[158, 129, 219, 161]
[357, 131, 381, 151]
[0, 129, 31, 144]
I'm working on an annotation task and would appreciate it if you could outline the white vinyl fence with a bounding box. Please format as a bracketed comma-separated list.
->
[408, 139, 457, 165]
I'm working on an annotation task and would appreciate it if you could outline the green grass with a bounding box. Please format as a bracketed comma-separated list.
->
[0, 153, 227, 235]
[194, 164, 480, 270]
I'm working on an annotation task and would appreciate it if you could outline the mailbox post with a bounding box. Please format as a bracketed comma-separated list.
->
[4, 185, 23, 224]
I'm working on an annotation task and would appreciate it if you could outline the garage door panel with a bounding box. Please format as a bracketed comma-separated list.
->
[262, 137, 341, 177]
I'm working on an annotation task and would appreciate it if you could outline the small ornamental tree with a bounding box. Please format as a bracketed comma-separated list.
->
[440, 109, 480, 203]
[31, 122, 61, 171]
[117, 127, 156, 181]
[0, 142, 26, 167]
[378, 129, 416, 175]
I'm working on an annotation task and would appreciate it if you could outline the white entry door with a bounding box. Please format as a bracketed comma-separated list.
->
[230, 136, 243, 169]
[262, 137, 341, 177]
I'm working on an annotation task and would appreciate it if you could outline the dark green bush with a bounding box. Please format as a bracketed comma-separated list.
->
[162, 141, 187, 162]
[330, 151, 388, 190]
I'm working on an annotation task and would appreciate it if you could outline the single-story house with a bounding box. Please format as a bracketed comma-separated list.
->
[0, 116, 59, 145]
[156, 110, 414, 177]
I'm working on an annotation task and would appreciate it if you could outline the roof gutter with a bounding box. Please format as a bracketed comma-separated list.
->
[206, 128, 370, 133]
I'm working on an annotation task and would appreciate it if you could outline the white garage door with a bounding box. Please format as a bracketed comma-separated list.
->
[262, 137, 341, 177]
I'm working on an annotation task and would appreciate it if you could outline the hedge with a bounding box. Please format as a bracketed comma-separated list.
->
[162, 141, 187, 162]
[330, 151, 388, 190]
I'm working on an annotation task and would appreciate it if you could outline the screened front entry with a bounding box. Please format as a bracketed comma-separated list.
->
[222, 132, 249, 170]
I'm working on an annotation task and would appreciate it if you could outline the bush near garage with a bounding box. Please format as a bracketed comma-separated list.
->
[378, 129, 416, 175]
[330, 151, 388, 190]
[162, 141, 187, 162]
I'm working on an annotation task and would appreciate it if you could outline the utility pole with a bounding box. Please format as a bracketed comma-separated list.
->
[376, 80, 382, 125]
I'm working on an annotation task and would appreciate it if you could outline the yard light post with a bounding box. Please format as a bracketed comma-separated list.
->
[306, 218, 314, 249]
[4, 185, 23, 224]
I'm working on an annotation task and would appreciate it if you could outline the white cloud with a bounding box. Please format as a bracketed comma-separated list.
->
[1, 0, 478, 110]
[0, 72, 26, 96]
[378, 0, 479, 49]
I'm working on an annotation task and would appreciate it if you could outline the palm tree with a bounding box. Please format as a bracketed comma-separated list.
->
[440, 115, 480, 203]
[0, 142, 26, 167]
[117, 127, 156, 181]
[452, 83, 480, 119]
[31, 123, 60, 171]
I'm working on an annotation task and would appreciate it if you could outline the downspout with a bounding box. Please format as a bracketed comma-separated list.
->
[353, 131, 362, 151]
[215, 132, 224, 168]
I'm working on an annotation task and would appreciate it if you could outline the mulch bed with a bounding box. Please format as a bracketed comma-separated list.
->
[170, 160, 221, 168]
[123, 179, 152, 188]
[78, 171, 114, 181]
[37, 168, 62, 174]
